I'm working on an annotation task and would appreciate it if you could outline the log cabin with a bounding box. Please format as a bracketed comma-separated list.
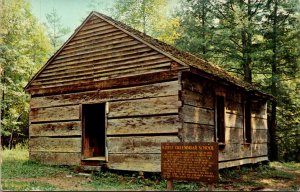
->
[25, 11, 270, 172]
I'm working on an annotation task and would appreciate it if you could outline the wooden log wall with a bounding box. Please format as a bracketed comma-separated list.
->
[29, 74, 181, 171]
[179, 72, 268, 169]
[106, 83, 181, 172]
[27, 13, 188, 171]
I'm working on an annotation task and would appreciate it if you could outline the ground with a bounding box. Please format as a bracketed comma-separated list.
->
[1, 146, 300, 191]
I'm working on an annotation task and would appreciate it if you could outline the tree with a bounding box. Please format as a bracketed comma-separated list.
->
[45, 8, 70, 50]
[0, 0, 52, 148]
[175, 0, 217, 61]
[260, 0, 300, 161]
[111, 0, 180, 44]
[175, 0, 300, 161]
[176, 0, 266, 83]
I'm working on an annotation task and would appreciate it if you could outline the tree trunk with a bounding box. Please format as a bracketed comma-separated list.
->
[269, 0, 279, 161]
[8, 130, 13, 150]
[201, 0, 207, 56]
[241, 30, 252, 83]
[142, 0, 146, 34]
[241, 1, 253, 83]
[269, 100, 278, 161]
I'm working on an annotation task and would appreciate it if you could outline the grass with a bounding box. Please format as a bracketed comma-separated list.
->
[1, 145, 70, 179]
[2, 180, 56, 191]
[1, 145, 70, 190]
[1, 147, 300, 191]
[84, 170, 200, 190]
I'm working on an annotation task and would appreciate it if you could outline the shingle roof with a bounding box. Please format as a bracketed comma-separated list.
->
[93, 12, 269, 97]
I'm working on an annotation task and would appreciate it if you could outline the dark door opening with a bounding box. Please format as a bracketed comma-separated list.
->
[82, 103, 106, 160]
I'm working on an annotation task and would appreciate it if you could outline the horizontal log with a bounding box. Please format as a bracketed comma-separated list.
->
[251, 143, 268, 157]
[180, 105, 214, 125]
[93, 62, 171, 79]
[219, 143, 268, 161]
[30, 121, 81, 137]
[179, 123, 214, 142]
[225, 113, 244, 128]
[108, 96, 179, 118]
[107, 136, 180, 154]
[30, 105, 80, 122]
[107, 115, 180, 135]
[94, 67, 170, 82]
[27, 70, 180, 96]
[251, 118, 267, 129]
[31, 81, 179, 108]
[181, 74, 204, 94]
[180, 90, 214, 109]
[107, 153, 161, 172]
[219, 156, 268, 169]
[29, 137, 81, 153]
[252, 129, 268, 143]
[225, 127, 243, 144]
[30, 151, 81, 166]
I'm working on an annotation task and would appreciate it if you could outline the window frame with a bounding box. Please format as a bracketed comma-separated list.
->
[244, 100, 252, 144]
[215, 95, 226, 145]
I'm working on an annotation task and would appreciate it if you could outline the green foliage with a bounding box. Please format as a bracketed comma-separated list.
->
[175, 0, 300, 161]
[0, 0, 52, 148]
[45, 8, 70, 50]
[111, 0, 180, 44]
[175, 0, 218, 61]
[259, 0, 300, 161]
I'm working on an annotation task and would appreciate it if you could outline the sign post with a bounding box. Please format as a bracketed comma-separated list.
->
[161, 142, 219, 190]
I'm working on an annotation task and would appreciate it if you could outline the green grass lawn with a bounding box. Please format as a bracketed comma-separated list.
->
[1, 146, 300, 191]
[1, 145, 70, 190]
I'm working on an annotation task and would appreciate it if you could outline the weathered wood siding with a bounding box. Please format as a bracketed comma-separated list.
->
[29, 76, 181, 170]
[179, 72, 268, 169]
[106, 81, 181, 171]
[179, 72, 215, 143]
[27, 13, 185, 170]
[28, 15, 183, 92]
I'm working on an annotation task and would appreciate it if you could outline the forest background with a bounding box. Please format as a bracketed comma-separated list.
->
[0, 0, 299, 162]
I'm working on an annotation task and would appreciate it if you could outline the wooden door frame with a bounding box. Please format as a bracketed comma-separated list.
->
[80, 102, 108, 161]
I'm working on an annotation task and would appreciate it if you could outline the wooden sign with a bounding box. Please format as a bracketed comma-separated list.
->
[161, 142, 218, 183]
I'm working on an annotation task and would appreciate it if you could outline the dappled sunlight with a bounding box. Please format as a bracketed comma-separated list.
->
[3, 145, 29, 161]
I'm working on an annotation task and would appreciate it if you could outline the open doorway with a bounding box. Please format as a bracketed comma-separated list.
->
[82, 103, 106, 160]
